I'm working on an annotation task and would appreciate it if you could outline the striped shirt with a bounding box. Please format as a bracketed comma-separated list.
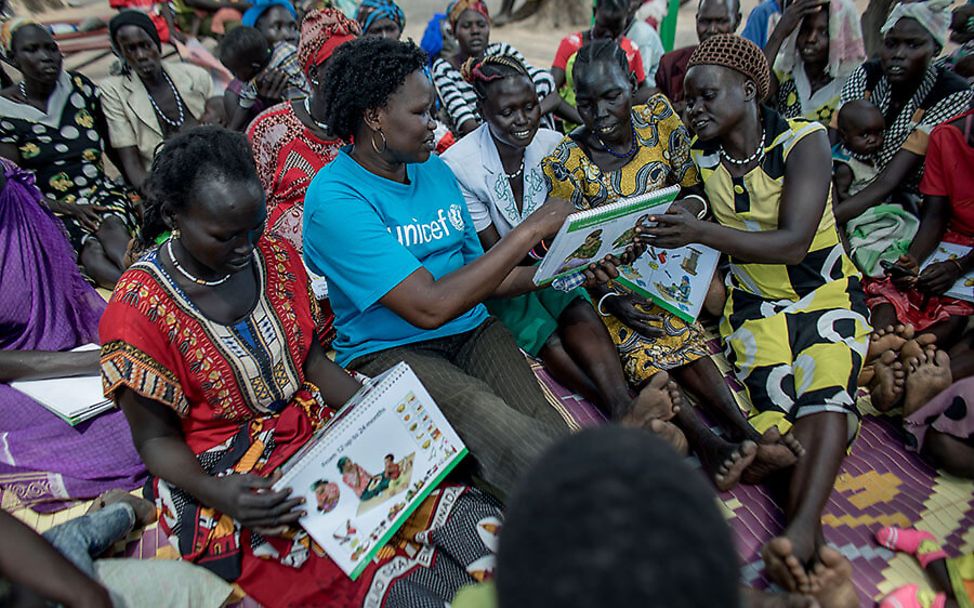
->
[431, 42, 555, 134]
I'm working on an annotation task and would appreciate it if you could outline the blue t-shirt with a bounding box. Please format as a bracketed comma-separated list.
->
[304, 150, 489, 366]
[741, 0, 780, 49]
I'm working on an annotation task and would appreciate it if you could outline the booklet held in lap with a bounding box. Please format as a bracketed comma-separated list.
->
[273, 362, 466, 579]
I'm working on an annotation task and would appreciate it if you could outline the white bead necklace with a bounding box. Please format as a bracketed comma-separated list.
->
[720, 129, 765, 167]
[166, 238, 231, 287]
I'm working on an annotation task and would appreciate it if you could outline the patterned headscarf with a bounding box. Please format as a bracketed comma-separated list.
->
[356, 0, 405, 34]
[774, 0, 865, 81]
[1, 17, 40, 60]
[882, 0, 953, 48]
[446, 0, 490, 28]
[297, 8, 361, 75]
[688, 34, 772, 101]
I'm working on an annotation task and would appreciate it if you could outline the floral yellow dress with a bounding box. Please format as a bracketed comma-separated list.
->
[542, 96, 709, 384]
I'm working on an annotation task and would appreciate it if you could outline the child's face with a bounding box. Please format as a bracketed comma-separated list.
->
[841, 110, 885, 156]
[227, 51, 270, 82]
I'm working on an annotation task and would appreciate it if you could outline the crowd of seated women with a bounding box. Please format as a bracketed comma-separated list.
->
[1, 0, 974, 606]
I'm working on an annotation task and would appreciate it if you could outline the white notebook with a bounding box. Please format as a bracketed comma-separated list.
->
[11, 344, 112, 426]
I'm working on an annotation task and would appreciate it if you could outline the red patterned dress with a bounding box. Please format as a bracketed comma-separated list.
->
[99, 237, 501, 608]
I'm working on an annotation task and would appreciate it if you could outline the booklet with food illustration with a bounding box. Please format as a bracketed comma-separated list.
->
[533, 185, 681, 286]
[919, 242, 974, 303]
[273, 362, 466, 580]
[613, 199, 720, 323]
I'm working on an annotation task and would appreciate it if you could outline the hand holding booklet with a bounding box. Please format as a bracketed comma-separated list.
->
[533, 186, 720, 323]
[919, 242, 974, 303]
[272, 362, 466, 579]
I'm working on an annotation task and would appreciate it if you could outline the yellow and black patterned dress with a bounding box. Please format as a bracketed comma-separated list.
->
[543, 96, 709, 385]
[690, 106, 870, 437]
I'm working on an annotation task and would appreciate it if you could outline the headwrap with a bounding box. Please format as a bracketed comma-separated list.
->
[420, 13, 448, 67]
[881, 0, 953, 48]
[0, 17, 40, 60]
[108, 10, 162, 57]
[242, 0, 298, 28]
[356, 0, 405, 34]
[446, 0, 490, 28]
[687, 34, 772, 101]
[297, 8, 360, 75]
[774, 0, 865, 80]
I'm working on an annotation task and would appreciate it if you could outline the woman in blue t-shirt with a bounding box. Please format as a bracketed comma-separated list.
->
[304, 37, 668, 496]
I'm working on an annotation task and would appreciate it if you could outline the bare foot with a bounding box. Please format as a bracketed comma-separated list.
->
[868, 326, 906, 362]
[762, 536, 812, 593]
[808, 546, 858, 608]
[649, 419, 689, 455]
[87, 489, 157, 527]
[742, 587, 820, 608]
[742, 427, 804, 485]
[858, 364, 875, 387]
[622, 372, 676, 427]
[869, 350, 905, 412]
[697, 435, 757, 492]
[899, 333, 937, 362]
[893, 323, 915, 341]
[903, 349, 953, 417]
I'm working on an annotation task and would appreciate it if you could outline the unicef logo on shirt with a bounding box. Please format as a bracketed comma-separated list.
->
[448, 204, 465, 231]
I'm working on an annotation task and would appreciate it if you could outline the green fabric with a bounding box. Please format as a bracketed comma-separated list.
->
[485, 287, 589, 356]
[451, 582, 497, 608]
[845, 203, 920, 278]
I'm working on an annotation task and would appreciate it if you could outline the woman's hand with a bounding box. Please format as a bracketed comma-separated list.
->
[917, 260, 963, 295]
[68, 204, 108, 233]
[206, 471, 306, 537]
[256, 69, 290, 101]
[889, 254, 919, 291]
[776, 0, 827, 36]
[644, 206, 705, 249]
[603, 293, 664, 337]
[523, 197, 574, 241]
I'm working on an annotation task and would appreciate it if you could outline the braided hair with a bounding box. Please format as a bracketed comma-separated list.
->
[321, 36, 427, 140]
[572, 38, 632, 83]
[460, 53, 530, 99]
[141, 127, 260, 247]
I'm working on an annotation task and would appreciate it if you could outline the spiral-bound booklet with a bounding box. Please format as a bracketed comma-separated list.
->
[533, 185, 681, 286]
[273, 362, 466, 579]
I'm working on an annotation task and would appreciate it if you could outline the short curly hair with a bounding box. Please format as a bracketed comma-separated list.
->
[141, 126, 259, 247]
[321, 36, 427, 140]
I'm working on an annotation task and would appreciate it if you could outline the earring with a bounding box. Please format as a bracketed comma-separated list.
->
[171, 228, 181, 240]
[370, 129, 388, 154]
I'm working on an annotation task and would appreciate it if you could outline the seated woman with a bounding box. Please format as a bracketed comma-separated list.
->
[100, 126, 504, 607]
[550, 0, 655, 128]
[441, 55, 650, 430]
[832, 0, 972, 232]
[356, 0, 405, 40]
[0, 19, 140, 288]
[651, 34, 870, 605]
[304, 37, 657, 496]
[101, 11, 214, 193]
[864, 103, 974, 362]
[543, 39, 799, 490]
[242, 0, 299, 45]
[247, 8, 358, 343]
[431, 0, 558, 137]
[763, 0, 865, 125]
[0, 158, 145, 513]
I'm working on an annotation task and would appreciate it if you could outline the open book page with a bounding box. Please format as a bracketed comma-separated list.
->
[919, 243, 974, 303]
[614, 205, 720, 323]
[534, 186, 680, 286]
[10, 344, 112, 425]
[273, 363, 466, 579]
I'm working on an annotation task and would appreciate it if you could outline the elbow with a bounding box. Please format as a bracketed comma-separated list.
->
[410, 313, 450, 331]
[781, 239, 816, 265]
[403, 301, 455, 330]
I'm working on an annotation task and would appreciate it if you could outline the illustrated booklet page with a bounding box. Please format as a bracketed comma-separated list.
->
[919, 242, 974, 302]
[533, 185, 681, 286]
[273, 362, 467, 579]
[614, 199, 720, 323]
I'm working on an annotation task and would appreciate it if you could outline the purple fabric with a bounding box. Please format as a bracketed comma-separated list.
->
[0, 159, 146, 513]
[904, 377, 974, 452]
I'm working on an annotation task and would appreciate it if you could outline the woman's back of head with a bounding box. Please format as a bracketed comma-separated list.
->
[496, 426, 741, 608]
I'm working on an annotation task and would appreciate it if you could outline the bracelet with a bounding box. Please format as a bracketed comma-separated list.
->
[597, 291, 622, 317]
[949, 258, 966, 275]
[683, 194, 709, 219]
